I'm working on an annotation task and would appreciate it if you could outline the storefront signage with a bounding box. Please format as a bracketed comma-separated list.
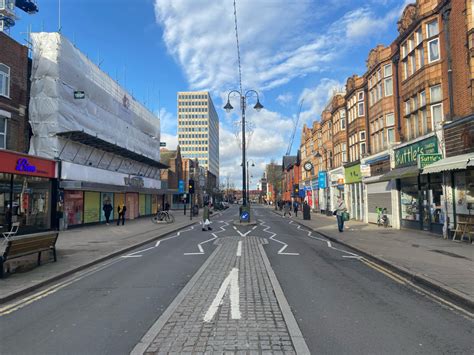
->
[360, 164, 371, 177]
[311, 178, 319, 190]
[418, 153, 443, 169]
[0, 150, 56, 178]
[124, 176, 144, 188]
[178, 179, 184, 193]
[318, 171, 327, 189]
[394, 136, 438, 168]
[345, 164, 361, 184]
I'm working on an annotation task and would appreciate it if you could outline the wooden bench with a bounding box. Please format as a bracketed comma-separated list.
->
[0, 231, 59, 278]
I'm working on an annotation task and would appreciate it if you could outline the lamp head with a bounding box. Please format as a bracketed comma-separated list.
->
[224, 101, 233, 113]
[253, 100, 263, 112]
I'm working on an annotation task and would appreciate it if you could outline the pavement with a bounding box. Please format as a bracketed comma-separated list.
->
[267, 206, 474, 309]
[0, 209, 203, 304]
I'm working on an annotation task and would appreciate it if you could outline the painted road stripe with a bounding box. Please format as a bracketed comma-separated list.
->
[236, 241, 242, 256]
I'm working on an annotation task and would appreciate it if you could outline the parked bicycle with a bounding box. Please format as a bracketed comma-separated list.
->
[151, 210, 175, 224]
[375, 207, 389, 228]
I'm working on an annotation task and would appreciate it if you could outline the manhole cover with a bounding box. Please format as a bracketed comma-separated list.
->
[429, 250, 471, 260]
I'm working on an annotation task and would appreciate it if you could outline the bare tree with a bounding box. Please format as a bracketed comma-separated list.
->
[266, 159, 283, 202]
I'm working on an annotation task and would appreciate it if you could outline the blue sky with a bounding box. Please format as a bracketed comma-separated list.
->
[11, 0, 409, 188]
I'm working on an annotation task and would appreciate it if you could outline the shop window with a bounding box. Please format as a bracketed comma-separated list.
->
[400, 178, 420, 222]
[0, 63, 10, 98]
[0, 116, 6, 149]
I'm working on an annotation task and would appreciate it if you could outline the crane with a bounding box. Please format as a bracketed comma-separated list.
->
[285, 99, 304, 156]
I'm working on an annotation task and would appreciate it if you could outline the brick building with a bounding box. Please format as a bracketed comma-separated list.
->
[160, 147, 183, 208]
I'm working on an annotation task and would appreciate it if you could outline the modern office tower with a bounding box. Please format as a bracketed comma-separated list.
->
[177, 91, 219, 179]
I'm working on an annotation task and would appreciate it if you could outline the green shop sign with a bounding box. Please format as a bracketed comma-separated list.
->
[418, 153, 443, 168]
[394, 136, 438, 168]
[345, 164, 361, 184]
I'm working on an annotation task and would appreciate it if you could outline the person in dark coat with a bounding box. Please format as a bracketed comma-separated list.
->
[164, 202, 170, 211]
[293, 201, 299, 217]
[103, 201, 113, 225]
[117, 204, 127, 226]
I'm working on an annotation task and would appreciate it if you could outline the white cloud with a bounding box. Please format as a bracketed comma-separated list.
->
[276, 93, 293, 106]
[160, 132, 178, 150]
[156, 107, 176, 135]
[299, 78, 345, 124]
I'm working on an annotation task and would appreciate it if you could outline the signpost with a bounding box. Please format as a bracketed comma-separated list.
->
[240, 210, 249, 222]
[160, 142, 166, 147]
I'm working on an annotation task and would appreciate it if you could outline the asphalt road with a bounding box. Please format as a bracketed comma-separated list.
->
[253, 206, 473, 354]
[1, 205, 472, 354]
[0, 208, 234, 355]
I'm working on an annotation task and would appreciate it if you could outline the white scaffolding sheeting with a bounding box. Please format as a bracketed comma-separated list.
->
[28, 32, 161, 162]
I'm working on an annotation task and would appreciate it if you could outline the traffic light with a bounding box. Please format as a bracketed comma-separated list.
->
[189, 179, 195, 194]
[293, 184, 299, 196]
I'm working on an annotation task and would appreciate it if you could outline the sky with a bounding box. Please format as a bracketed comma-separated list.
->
[10, 0, 410, 189]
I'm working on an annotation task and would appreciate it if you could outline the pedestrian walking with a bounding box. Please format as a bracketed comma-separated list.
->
[283, 201, 291, 217]
[335, 196, 347, 232]
[164, 201, 170, 211]
[102, 200, 113, 225]
[293, 201, 299, 217]
[117, 204, 127, 226]
[202, 202, 212, 231]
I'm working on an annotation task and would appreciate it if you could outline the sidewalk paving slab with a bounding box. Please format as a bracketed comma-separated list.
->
[267, 206, 474, 310]
[0, 211, 201, 304]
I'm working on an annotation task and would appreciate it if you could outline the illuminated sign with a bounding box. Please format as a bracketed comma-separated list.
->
[15, 158, 37, 173]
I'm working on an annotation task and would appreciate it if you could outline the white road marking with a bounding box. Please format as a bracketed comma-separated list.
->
[236, 241, 242, 256]
[234, 229, 251, 237]
[184, 234, 217, 255]
[123, 246, 155, 257]
[203, 268, 241, 322]
[259, 219, 299, 256]
[121, 255, 143, 258]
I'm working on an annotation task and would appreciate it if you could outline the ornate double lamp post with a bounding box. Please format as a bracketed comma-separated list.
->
[224, 90, 263, 207]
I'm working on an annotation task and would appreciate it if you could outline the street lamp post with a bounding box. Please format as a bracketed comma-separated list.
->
[224, 90, 263, 208]
[245, 160, 255, 204]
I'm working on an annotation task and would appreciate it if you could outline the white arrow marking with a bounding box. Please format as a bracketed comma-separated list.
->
[203, 268, 241, 322]
[236, 241, 242, 256]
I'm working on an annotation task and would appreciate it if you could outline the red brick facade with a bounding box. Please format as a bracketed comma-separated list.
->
[0, 32, 30, 153]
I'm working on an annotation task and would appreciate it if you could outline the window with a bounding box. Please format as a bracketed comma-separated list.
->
[410, 53, 416, 74]
[341, 143, 347, 162]
[383, 64, 392, 77]
[418, 47, 425, 68]
[360, 142, 366, 155]
[408, 36, 414, 52]
[413, 113, 419, 137]
[426, 20, 439, 37]
[416, 27, 423, 45]
[0, 63, 10, 97]
[384, 77, 393, 96]
[428, 38, 440, 62]
[357, 102, 364, 117]
[421, 109, 427, 134]
[383, 127, 394, 146]
[420, 91, 426, 106]
[340, 111, 346, 129]
[377, 69, 381, 81]
[412, 96, 419, 111]
[386, 113, 395, 126]
[431, 103, 443, 126]
[405, 100, 411, 116]
[358, 91, 364, 101]
[402, 61, 408, 80]
[0, 116, 5, 148]
[430, 84, 442, 103]
[406, 116, 411, 140]
[377, 83, 382, 100]
[402, 44, 407, 58]
[359, 131, 366, 140]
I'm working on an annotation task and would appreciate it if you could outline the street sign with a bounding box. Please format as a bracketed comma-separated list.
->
[240, 211, 249, 222]
[178, 179, 184, 193]
[318, 171, 327, 189]
[74, 91, 85, 99]
[160, 142, 166, 147]
[418, 153, 442, 169]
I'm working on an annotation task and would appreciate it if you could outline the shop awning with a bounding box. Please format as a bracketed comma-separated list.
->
[422, 153, 474, 174]
[57, 131, 168, 169]
[379, 165, 420, 181]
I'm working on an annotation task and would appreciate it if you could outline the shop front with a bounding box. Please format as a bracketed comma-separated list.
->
[317, 171, 328, 214]
[392, 136, 444, 234]
[60, 162, 165, 228]
[345, 163, 364, 221]
[311, 178, 319, 211]
[0, 150, 57, 234]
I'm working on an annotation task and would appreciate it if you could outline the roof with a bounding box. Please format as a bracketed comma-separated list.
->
[57, 131, 168, 169]
[282, 155, 297, 170]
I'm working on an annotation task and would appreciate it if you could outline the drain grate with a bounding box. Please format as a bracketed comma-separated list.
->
[429, 249, 471, 260]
